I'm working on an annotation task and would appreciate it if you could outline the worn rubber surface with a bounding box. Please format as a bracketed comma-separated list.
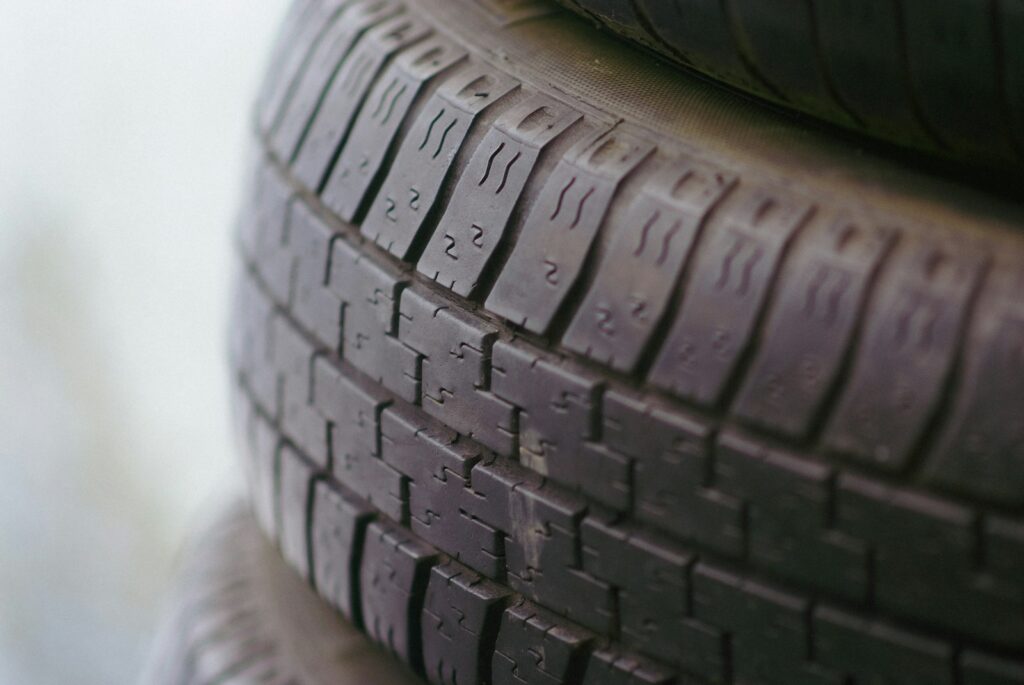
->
[555, 0, 1024, 169]
[230, 0, 1024, 684]
[143, 504, 424, 685]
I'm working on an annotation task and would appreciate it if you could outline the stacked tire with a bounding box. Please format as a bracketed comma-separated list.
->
[153, 1, 1024, 684]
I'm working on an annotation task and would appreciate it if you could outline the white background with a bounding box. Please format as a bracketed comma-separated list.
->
[0, 1, 289, 682]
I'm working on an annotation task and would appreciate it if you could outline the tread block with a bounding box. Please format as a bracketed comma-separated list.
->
[715, 430, 868, 602]
[417, 94, 582, 297]
[258, 0, 351, 133]
[421, 561, 511, 685]
[248, 413, 281, 541]
[507, 510, 613, 635]
[233, 273, 278, 413]
[360, 520, 439, 669]
[465, 460, 615, 633]
[461, 456, 539, 534]
[310, 479, 375, 621]
[491, 342, 600, 484]
[583, 649, 675, 685]
[321, 35, 467, 221]
[399, 289, 516, 455]
[492, 600, 593, 685]
[286, 191, 342, 348]
[293, 14, 431, 191]
[731, 214, 894, 436]
[823, 239, 987, 470]
[692, 564, 840, 685]
[272, 311, 313, 388]
[278, 446, 317, 580]
[313, 357, 406, 522]
[246, 291, 284, 399]
[648, 186, 812, 406]
[363, 65, 519, 259]
[228, 267, 255, 378]
[836, 474, 1024, 648]
[275, 316, 329, 465]
[813, 606, 953, 685]
[571, 441, 631, 513]
[251, 168, 297, 305]
[924, 271, 1024, 505]
[581, 518, 703, 672]
[236, 159, 288, 261]
[231, 381, 255, 479]
[600, 391, 744, 556]
[563, 155, 735, 372]
[254, 0, 320, 124]
[381, 407, 505, 577]
[329, 239, 420, 401]
[485, 128, 654, 334]
[272, 0, 403, 161]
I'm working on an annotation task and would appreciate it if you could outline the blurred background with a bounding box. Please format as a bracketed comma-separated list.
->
[0, 2, 288, 682]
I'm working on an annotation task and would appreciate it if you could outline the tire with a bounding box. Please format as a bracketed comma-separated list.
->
[143, 503, 424, 685]
[230, 1, 1024, 684]
[554, 0, 1024, 169]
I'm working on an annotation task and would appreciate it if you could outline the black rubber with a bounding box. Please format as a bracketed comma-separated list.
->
[554, 0, 1024, 169]
[144, 503, 425, 685]
[230, 1, 1024, 684]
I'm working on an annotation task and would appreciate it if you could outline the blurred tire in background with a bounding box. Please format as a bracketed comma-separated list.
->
[143, 503, 422, 685]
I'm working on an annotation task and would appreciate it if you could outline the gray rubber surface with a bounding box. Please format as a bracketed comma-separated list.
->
[143, 503, 425, 685]
[556, 0, 1024, 169]
[229, 0, 1024, 684]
